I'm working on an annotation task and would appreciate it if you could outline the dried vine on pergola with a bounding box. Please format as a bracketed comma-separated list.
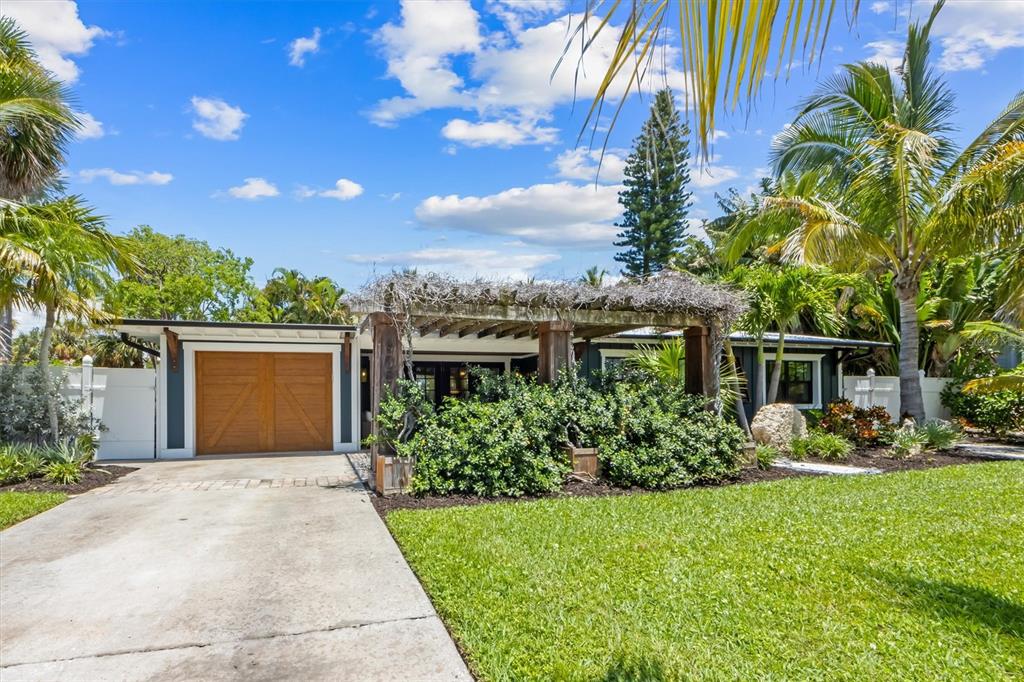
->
[349, 271, 747, 384]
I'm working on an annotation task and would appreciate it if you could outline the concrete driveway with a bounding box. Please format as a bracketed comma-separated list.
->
[0, 454, 470, 681]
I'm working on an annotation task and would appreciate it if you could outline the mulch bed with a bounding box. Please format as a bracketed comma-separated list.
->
[0, 465, 138, 495]
[372, 466, 821, 517]
[801, 447, 985, 472]
[371, 439, 1016, 517]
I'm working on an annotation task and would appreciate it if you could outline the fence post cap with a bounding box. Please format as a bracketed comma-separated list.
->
[867, 368, 875, 377]
[82, 355, 94, 366]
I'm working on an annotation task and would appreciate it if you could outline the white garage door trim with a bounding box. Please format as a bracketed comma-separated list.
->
[180, 342, 343, 458]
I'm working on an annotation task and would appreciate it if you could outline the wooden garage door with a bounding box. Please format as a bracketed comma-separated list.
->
[196, 352, 332, 455]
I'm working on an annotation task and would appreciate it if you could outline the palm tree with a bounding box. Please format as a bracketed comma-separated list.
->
[580, 266, 608, 287]
[1, 17, 82, 361]
[1, 198, 133, 440]
[0, 18, 80, 199]
[562, 0, 860, 155]
[729, 265, 844, 404]
[723, 5, 1024, 421]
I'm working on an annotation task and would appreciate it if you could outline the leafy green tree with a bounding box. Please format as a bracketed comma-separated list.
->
[104, 226, 259, 321]
[243, 268, 349, 324]
[614, 89, 693, 278]
[724, 5, 1024, 420]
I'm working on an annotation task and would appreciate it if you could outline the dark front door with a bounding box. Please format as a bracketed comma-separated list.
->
[413, 361, 505, 406]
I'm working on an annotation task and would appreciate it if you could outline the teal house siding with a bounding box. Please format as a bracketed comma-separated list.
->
[338, 348, 352, 444]
[166, 338, 185, 449]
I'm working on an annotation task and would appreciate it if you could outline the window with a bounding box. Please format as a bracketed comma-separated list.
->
[765, 360, 814, 405]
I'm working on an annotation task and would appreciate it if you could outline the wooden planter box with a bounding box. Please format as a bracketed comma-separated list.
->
[563, 446, 600, 478]
[375, 455, 415, 495]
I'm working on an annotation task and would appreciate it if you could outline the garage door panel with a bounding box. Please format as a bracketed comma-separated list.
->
[196, 351, 332, 455]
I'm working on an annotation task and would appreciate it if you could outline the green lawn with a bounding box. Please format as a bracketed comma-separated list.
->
[388, 463, 1024, 681]
[0, 491, 67, 530]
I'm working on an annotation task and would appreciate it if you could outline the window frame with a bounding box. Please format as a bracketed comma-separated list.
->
[758, 352, 824, 410]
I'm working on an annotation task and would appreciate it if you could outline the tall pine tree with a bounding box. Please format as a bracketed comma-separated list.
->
[613, 89, 693, 278]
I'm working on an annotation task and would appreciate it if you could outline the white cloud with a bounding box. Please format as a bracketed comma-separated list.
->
[415, 181, 622, 247]
[3, 0, 107, 83]
[370, 3, 688, 146]
[296, 179, 364, 200]
[902, 0, 1024, 71]
[78, 168, 173, 186]
[226, 177, 279, 199]
[442, 117, 558, 147]
[77, 112, 104, 139]
[870, 1, 890, 13]
[711, 130, 730, 142]
[289, 27, 321, 67]
[470, 15, 687, 115]
[552, 148, 626, 183]
[690, 164, 741, 189]
[320, 178, 364, 200]
[486, 0, 565, 32]
[864, 39, 903, 71]
[346, 247, 559, 280]
[189, 96, 248, 141]
[370, 0, 482, 125]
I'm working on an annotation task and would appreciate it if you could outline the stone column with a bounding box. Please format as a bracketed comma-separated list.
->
[537, 320, 574, 383]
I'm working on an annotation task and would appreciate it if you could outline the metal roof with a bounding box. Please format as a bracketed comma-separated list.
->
[612, 328, 891, 349]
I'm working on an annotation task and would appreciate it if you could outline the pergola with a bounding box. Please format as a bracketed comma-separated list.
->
[349, 272, 745, 489]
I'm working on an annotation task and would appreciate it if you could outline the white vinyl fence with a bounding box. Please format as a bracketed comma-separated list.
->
[61, 358, 156, 460]
[842, 369, 952, 422]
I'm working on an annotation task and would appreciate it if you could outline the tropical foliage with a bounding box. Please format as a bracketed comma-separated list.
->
[722, 6, 1024, 420]
[565, 0, 857, 155]
[104, 226, 258, 322]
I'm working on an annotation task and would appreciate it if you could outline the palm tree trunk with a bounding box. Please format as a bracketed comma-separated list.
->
[767, 332, 786, 403]
[754, 336, 766, 409]
[724, 339, 751, 438]
[38, 303, 59, 443]
[0, 302, 13, 364]
[896, 283, 926, 422]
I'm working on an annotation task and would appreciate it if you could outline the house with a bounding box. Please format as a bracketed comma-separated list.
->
[111, 318, 887, 460]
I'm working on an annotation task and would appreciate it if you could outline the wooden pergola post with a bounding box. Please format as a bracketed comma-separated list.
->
[370, 312, 403, 458]
[684, 325, 715, 398]
[537, 320, 574, 383]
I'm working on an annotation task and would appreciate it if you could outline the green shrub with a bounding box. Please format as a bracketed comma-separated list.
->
[755, 444, 778, 470]
[0, 443, 47, 485]
[790, 430, 854, 462]
[887, 426, 929, 460]
[41, 440, 90, 486]
[401, 385, 569, 497]
[941, 381, 1024, 436]
[380, 365, 742, 497]
[818, 399, 893, 444]
[919, 419, 961, 450]
[596, 379, 743, 489]
[0, 363, 93, 445]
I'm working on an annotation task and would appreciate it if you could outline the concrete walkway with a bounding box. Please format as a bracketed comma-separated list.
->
[0, 454, 471, 682]
[772, 458, 883, 475]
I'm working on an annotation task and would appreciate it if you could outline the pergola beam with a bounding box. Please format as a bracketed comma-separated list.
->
[458, 320, 499, 338]
[415, 317, 446, 336]
[392, 303, 702, 329]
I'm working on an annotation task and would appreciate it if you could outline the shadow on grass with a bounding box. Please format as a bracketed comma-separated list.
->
[868, 570, 1024, 638]
[601, 654, 669, 681]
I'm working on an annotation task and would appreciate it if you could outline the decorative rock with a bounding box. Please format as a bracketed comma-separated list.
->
[750, 403, 807, 452]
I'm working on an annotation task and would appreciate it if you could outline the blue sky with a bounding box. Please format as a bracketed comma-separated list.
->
[5, 0, 1024, 294]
